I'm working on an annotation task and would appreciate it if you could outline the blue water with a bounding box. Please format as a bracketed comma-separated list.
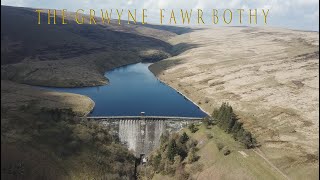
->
[48, 63, 206, 117]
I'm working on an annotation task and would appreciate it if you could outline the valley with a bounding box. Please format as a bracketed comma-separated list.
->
[1, 5, 319, 180]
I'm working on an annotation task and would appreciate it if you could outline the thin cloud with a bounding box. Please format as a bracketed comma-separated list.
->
[1, 0, 319, 31]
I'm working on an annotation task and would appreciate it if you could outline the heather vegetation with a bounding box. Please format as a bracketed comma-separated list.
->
[139, 131, 199, 179]
[1, 106, 135, 179]
[211, 102, 257, 149]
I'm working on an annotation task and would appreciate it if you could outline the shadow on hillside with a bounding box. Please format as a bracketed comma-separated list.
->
[1, 6, 175, 65]
[142, 24, 195, 35]
[172, 42, 199, 55]
[1, 144, 68, 180]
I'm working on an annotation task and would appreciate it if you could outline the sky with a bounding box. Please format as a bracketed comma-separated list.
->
[1, 0, 319, 31]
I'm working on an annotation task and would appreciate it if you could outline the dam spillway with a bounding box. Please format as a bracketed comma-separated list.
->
[96, 117, 201, 157]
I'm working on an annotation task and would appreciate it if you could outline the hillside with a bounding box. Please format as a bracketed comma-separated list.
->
[0, 5, 190, 179]
[150, 27, 319, 179]
[1, 5, 192, 87]
[1, 80, 138, 179]
[144, 123, 290, 180]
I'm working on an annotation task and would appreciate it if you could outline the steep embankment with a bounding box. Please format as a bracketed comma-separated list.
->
[1, 5, 192, 87]
[150, 27, 319, 179]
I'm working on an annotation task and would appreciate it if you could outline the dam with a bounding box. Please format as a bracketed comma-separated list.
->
[88, 116, 202, 157]
[49, 62, 207, 156]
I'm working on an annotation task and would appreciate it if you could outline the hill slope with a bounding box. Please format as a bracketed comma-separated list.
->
[1, 5, 191, 87]
[150, 27, 319, 179]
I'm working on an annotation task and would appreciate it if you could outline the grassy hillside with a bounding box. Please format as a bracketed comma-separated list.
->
[150, 27, 319, 179]
[140, 104, 303, 180]
[1, 5, 192, 87]
[143, 123, 292, 180]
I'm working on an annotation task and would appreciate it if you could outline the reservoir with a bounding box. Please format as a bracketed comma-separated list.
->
[49, 63, 206, 117]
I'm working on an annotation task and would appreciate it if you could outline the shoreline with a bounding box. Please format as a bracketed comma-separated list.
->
[158, 79, 211, 117]
[148, 64, 211, 117]
[46, 62, 208, 118]
[84, 100, 95, 117]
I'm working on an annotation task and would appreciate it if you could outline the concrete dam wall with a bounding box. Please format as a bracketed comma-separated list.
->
[100, 119, 200, 157]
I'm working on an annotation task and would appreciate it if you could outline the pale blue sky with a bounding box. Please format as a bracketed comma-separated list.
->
[1, 0, 319, 31]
